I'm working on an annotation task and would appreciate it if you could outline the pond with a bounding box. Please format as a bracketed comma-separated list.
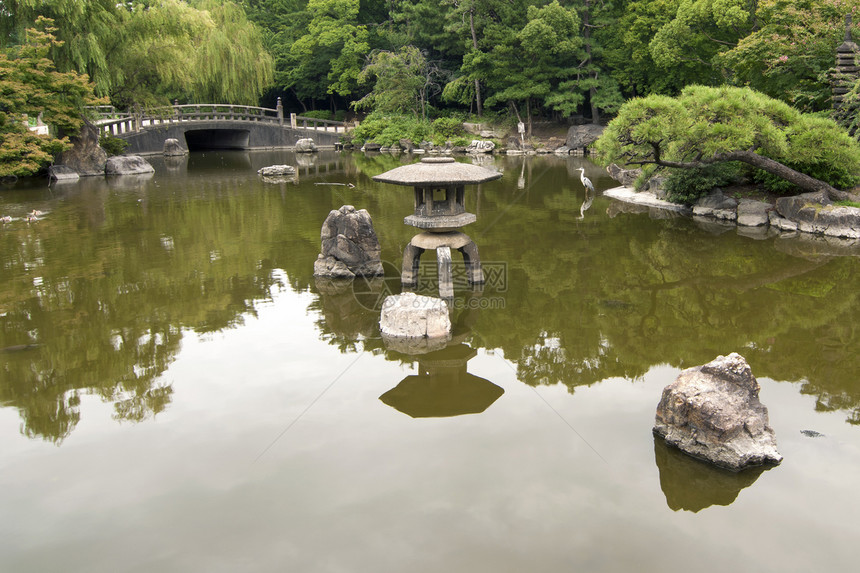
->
[0, 150, 858, 572]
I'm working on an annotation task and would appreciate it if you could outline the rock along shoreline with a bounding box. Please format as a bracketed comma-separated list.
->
[605, 185, 860, 250]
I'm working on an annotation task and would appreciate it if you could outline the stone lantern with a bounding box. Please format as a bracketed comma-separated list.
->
[373, 157, 502, 297]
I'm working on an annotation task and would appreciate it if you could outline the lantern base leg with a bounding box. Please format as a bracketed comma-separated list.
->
[458, 240, 484, 285]
[401, 233, 484, 296]
[437, 247, 454, 298]
[401, 243, 424, 287]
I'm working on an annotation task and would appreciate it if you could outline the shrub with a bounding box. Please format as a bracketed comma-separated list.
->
[754, 160, 860, 194]
[664, 163, 742, 205]
[432, 117, 464, 139]
[99, 135, 128, 157]
[353, 113, 430, 147]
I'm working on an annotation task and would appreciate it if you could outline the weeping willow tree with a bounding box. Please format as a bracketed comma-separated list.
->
[0, 0, 274, 108]
[0, 0, 119, 95]
[189, 0, 274, 104]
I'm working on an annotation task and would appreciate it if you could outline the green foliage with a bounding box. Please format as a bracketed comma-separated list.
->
[0, 0, 120, 94]
[3, 1, 273, 108]
[188, 0, 274, 104]
[754, 159, 860, 195]
[300, 110, 347, 121]
[663, 163, 742, 205]
[431, 117, 465, 138]
[353, 46, 428, 116]
[479, 1, 583, 117]
[0, 18, 102, 176]
[717, 0, 860, 112]
[649, 0, 757, 86]
[596, 86, 860, 194]
[99, 134, 128, 157]
[352, 112, 475, 146]
[602, 0, 685, 96]
[287, 0, 370, 100]
[352, 113, 428, 146]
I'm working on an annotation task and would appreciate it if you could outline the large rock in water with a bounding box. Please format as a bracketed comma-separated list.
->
[313, 205, 384, 279]
[56, 120, 107, 176]
[653, 353, 782, 471]
[775, 192, 860, 238]
[295, 138, 317, 153]
[105, 155, 155, 175]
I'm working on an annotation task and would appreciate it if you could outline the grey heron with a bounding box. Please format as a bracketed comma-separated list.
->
[576, 167, 595, 193]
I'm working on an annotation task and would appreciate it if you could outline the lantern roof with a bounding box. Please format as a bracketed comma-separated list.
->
[373, 157, 502, 187]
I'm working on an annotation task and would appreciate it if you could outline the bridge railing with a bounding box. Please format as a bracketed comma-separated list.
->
[292, 115, 349, 133]
[149, 104, 282, 124]
[97, 116, 137, 136]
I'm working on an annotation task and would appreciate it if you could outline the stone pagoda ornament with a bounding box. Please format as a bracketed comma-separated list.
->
[833, 13, 860, 112]
[373, 157, 502, 297]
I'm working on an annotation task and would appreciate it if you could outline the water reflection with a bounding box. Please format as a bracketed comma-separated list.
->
[378, 295, 503, 417]
[1, 151, 860, 443]
[653, 438, 767, 512]
[379, 342, 503, 418]
[312, 276, 388, 353]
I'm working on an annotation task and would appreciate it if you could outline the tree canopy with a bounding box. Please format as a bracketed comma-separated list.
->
[5, 0, 860, 120]
[0, 18, 103, 176]
[1, 0, 274, 107]
[594, 85, 860, 196]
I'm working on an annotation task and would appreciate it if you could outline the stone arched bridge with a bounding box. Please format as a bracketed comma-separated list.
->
[94, 103, 349, 154]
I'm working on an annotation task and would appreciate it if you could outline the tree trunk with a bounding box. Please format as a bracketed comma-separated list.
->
[584, 0, 599, 125]
[469, 8, 483, 117]
[509, 100, 522, 124]
[652, 149, 851, 198]
[526, 98, 532, 137]
[290, 89, 307, 113]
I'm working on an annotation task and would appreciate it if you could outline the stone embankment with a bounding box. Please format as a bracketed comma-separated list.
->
[604, 167, 860, 244]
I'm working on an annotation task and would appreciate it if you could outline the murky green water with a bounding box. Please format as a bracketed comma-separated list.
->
[1, 151, 858, 572]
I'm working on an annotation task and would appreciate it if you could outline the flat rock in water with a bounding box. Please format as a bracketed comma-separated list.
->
[653, 353, 782, 471]
[379, 293, 452, 345]
[48, 165, 79, 182]
[736, 199, 771, 227]
[258, 164, 296, 176]
[604, 187, 692, 215]
[693, 190, 738, 220]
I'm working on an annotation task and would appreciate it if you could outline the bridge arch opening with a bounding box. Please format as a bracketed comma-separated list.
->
[184, 129, 250, 151]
